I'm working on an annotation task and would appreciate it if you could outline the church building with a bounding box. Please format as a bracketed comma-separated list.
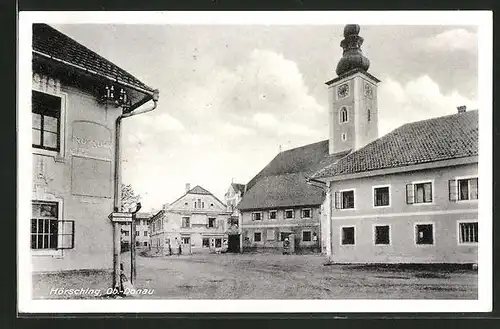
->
[311, 25, 478, 264]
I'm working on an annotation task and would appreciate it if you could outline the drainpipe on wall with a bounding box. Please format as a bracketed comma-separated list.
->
[110, 89, 159, 291]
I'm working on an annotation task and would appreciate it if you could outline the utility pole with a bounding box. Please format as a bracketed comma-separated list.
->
[130, 202, 141, 284]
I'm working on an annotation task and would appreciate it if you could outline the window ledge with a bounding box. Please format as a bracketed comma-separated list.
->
[412, 203, 435, 206]
[458, 243, 478, 246]
[31, 249, 62, 257]
[32, 147, 63, 159]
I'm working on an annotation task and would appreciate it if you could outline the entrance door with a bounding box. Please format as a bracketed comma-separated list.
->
[227, 234, 240, 253]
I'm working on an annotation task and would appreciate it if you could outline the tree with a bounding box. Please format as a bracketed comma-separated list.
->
[121, 183, 141, 212]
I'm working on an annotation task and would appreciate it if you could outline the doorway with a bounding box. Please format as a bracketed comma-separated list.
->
[227, 234, 240, 253]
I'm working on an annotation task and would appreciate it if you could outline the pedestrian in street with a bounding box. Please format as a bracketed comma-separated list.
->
[168, 240, 172, 256]
[312, 233, 318, 253]
[175, 237, 181, 256]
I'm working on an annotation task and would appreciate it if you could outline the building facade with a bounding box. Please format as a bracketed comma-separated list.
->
[149, 184, 232, 254]
[224, 182, 245, 252]
[311, 25, 478, 264]
[120, 212, 151, 250]
[30, 24, 157, 272]
[237, 142, 347, 253]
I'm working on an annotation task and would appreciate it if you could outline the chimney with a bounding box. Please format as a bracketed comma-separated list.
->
[185, 183, 191, 193]
[457, 105, 467, 113]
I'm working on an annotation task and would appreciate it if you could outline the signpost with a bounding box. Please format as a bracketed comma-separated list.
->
[130, 202, 141, 284]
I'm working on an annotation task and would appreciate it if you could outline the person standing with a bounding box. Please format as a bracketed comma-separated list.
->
[312, 233, 318, 253]
[175, 237, 181, 255]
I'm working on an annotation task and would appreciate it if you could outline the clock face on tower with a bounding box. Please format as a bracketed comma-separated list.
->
[364, 82, 373, 99]
[337, 83, 349, 99]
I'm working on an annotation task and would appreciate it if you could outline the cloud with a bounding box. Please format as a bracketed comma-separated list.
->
[417, 29, 478, 53]
[378, 75, 478, 136]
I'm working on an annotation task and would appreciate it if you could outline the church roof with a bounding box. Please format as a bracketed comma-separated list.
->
[238, 140, 349, 211]
[312, 110, 478, 179]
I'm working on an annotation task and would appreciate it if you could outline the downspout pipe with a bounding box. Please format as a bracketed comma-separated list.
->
[113, 89, 159, 212]
[111, 89, 159, 290]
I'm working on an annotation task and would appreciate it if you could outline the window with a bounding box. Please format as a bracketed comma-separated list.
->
[341, 227, 355, 245]
[415, 224, 434, 245]
[198, 199, 202, 209]
[202, 201, 205, 208]
[123, 231, 129, 237]
[143, 242, 148, 246]
[269, 210, 277, 220]
[31, 201, 74, 250]
[374, 225, 390, 245]
[459, 222, 478, 244]
[339, 106, 348, 123]
[208, 218, 216, 228]
[374, 186, 390, 207]
[135, 231, 140, 236]
[285, 209, 294, 219]
[182, 237, 190, 245]
[202, 238, 210, 248]
[144, 231, 148, 237]
[335, 190, 355, 209]
[449, 178, 478, 201]
[32, 91, 61, 151]
[184, 202, 188, 206]
[252, 212, 262, 221]
[254, 232, 262, 242]
[301, 209, 311, 218]
[302, 231, 312, 242]
[280, 232, 291, 241]
[406, 182, 432, 204]
[367, 109, 371, 122]
[181, 217, 190, 228]
[267, 229, 275, 240]
[215, 238, 222, 248]
[136, 241, 140, 246]
[341, 133, 347, 141]
[210, 203, 214, 207]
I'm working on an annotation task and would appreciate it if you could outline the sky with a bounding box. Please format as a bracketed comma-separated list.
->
[52, 24, 479, 212]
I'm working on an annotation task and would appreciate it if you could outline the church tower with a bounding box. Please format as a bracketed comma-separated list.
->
[327, 24, 380, 155]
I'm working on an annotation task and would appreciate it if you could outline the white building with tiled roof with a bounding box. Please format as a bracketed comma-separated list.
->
[310, 25, 478, 264]
[30, 24, 158, 275]
[149, 184, 232, 254]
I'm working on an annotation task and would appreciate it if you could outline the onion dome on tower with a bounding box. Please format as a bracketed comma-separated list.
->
[335, 24, 370, 76]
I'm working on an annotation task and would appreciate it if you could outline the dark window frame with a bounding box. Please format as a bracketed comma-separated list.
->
[415, 224, 434, 245]
[302, 231, 312, 242]
[254, 232, 262, 242]
[32, 90, 62, 152]
[341, 226, 355, 245]
[374, 225, 390, 245]
[374, 186, 390, 207]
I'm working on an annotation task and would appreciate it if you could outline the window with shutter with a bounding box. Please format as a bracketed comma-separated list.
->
[449, 179, 458, 201]
[406, 184, 414, 204]
[334, 192, 341, 209]
[57, 220, 75, 249]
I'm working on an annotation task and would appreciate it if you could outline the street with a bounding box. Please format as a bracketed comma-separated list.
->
[33, 252, 478, 299]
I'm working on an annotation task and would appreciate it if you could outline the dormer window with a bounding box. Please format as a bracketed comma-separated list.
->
[339, 106, 348, 123]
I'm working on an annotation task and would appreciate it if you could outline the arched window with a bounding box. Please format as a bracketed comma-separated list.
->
[339, 107, 348, 123]
[367, 108, 371, 122]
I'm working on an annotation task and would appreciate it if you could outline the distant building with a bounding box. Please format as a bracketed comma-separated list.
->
[149, 184, 232, 254]
[224, 182, 246, 252]
[237, 142, 347, 253]
[120, 212, 151, 249]
[30, 24, 157, 271]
